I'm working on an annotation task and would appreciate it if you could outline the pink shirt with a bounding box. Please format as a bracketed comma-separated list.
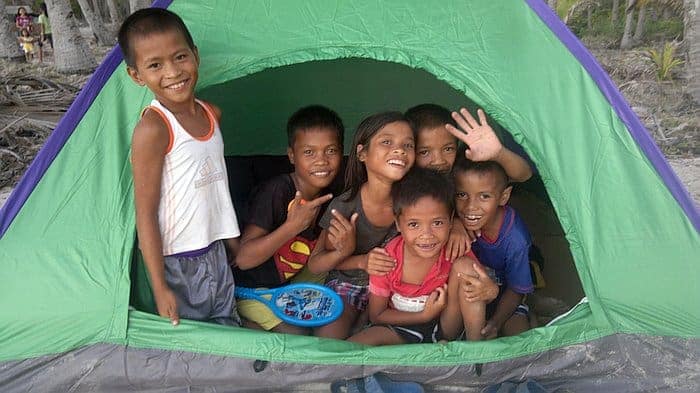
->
[15, 15, 32, 29]
[369, 236, 478, 311]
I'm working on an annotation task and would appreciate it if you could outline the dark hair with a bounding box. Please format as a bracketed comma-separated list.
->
[286, 105, 344, 148]
[40, 3, 48, 17]
[343, 111, 411, 201]
[404, 103, 456, 139]
[118, 8, 195, 68]
[392, 167, 455, 217]
[16, 7, 26, 16]
[453, 156, 509, 190]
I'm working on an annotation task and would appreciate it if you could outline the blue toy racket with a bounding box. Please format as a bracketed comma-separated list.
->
[235, 283, 343, 327]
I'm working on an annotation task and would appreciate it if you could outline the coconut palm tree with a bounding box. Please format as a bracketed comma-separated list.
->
[0, 0, 23, 59]
[633, 0, 648, 43]
[620, 0, 636, 48]
[685, 0, 699, 103]
[558, 0, 598, 25]
[45, 0, 96, 73]
[105, 0, 123, 24]
[129, 0, 151, 13]
[612, 0, 621, 23]
[76, 0, 114, 46]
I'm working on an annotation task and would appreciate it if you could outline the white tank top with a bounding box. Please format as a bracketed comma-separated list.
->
[145, 99, 240, 255]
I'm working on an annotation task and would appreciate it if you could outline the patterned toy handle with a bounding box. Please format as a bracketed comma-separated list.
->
[235, 283, 343, 327]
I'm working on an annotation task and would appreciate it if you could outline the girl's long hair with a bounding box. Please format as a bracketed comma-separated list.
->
[343, 111, 411, 202]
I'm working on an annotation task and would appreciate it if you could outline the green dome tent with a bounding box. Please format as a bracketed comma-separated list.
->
[1, 0, 698, 391]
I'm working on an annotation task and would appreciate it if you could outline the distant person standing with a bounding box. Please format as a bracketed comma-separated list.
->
[14, 7, 33, 34]
[17, 28, 36, 62]
[36, 3, 52, 63]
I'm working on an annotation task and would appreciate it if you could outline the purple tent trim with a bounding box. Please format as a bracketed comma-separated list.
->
[2, 0, 696, 236]
[0, 0, 174, 237]
[525, 0, 699, 231]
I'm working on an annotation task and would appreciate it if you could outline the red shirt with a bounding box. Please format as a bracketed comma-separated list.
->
[369, 236, 478, 310]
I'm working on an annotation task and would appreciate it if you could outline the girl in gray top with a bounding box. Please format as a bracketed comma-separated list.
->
[309, 112, 416, 339]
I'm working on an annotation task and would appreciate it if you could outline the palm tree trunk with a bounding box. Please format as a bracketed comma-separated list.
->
[129, 0, 151, 13]
[76, 0, 113, 46]
[620, 0, 636, 49]
[587, 6, 593, 30]
[662, 6, 672, 19]
[633, 3, 647, 43]
[685, 0, 700, 103]
[105, 0, 123, 24]
[0, 0, 23, 59]
[612, 0, 621, 23]
[44, 0, 96, 73]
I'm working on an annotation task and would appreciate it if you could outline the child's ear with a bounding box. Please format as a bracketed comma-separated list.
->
[126, 66, 145, 86]
[499, 185, 513, 206]
[357, 144, 366, 162]
[287, 147, 295, 165]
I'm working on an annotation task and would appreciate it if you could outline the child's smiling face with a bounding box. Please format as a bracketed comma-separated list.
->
[454, 169, 511, 235]
[126, 30, 199, 109]
[395, 196, 451, 261]
[416, 126, 458, 174]
[288, 127, 342, 195]
[359, 121, 415, 183]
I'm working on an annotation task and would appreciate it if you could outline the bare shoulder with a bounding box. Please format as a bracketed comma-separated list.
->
[132, 109, 170, 155]
[201, 100, 222, 123]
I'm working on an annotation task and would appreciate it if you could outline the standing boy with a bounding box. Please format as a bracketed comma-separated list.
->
[233, 105, 344, 335]
[120, 9, 241, 326]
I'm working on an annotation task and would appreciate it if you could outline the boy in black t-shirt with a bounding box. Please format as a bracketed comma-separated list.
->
[233, 106, 344, 334]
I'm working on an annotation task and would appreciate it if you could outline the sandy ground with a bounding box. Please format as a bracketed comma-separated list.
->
[1, 187, 13, 209]
[668, 158, 700, 207]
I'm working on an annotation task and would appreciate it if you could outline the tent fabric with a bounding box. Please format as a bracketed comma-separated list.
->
[0, 0, 698, 390]
[526, 0, 699, 230]
[1, 334, 698, 392]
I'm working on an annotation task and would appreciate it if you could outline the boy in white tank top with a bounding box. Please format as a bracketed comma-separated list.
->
[119, 9, 241, 326]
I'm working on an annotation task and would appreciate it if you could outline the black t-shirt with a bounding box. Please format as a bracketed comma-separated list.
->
[232, 174, 324, 288]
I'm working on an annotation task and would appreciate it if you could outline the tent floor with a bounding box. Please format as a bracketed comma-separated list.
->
[1, 335, 697, 392]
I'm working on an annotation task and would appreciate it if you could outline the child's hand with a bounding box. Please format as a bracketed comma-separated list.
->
[459, 263, 499, 303]
[153, 286, 180, 326]
[422, 284, 448, 320]
[446, 108, 504, 162]
[481, 320, 499, 339]
[446, 222, 480, 261]
[326, 210, 358, 257]
[286, 191, 333, 233]
[366, 247, 396, 276]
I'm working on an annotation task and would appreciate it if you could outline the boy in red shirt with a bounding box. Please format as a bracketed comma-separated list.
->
[348, 167, 497, 345]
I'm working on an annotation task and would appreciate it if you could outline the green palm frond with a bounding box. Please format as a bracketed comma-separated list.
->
[646, 41, 684, 80]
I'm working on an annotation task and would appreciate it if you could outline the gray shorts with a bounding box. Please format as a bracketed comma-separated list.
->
[164, 240, 241, 326]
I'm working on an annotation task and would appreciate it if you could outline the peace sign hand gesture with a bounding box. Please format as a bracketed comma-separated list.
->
[446, 108, 504, 162]
[286, 191, 333, 233]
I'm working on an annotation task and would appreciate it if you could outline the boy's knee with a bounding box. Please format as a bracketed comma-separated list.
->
[450, 257, 478, 277]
